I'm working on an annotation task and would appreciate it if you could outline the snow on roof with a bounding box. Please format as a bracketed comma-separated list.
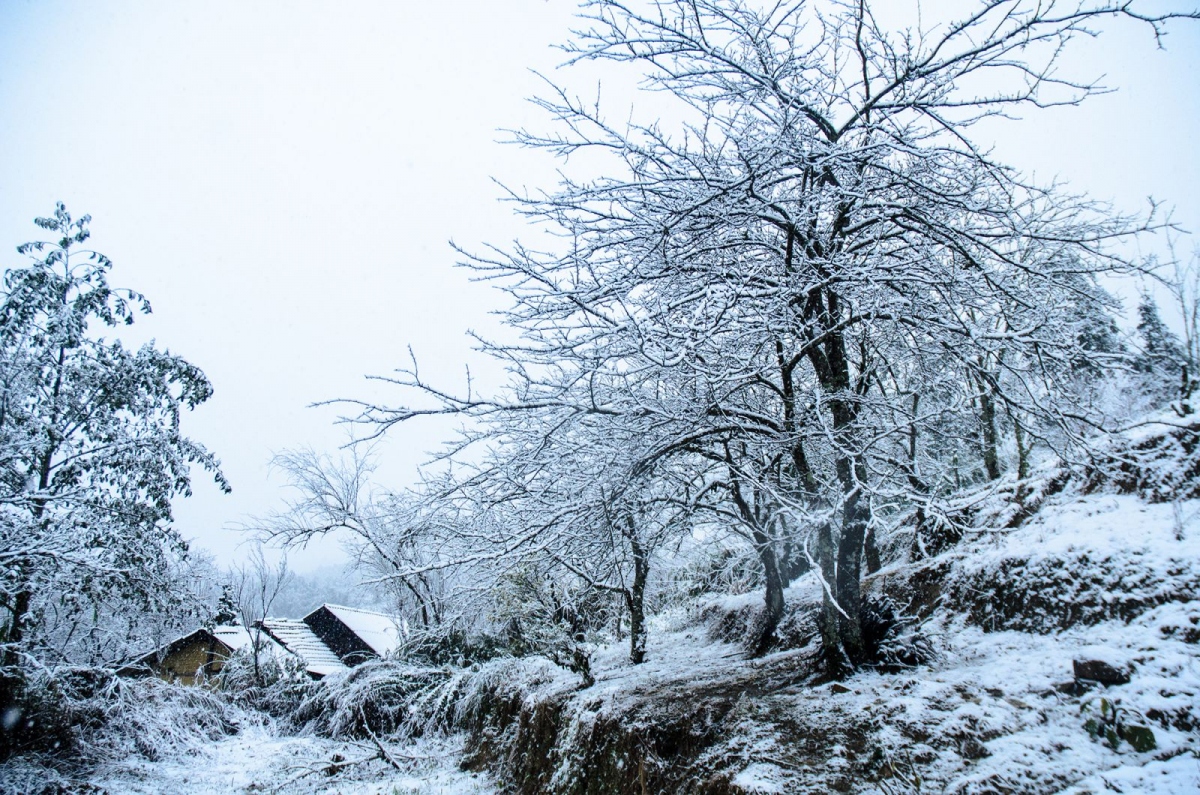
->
[317, 603, 403, 657]
[260, 618, 348, 678]
[211, 625, 294, 663]
[120, 624, 291, 673]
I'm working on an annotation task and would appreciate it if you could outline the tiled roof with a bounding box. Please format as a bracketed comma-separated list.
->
[317, 603, 403, 657]
[260, 618, 348, 678]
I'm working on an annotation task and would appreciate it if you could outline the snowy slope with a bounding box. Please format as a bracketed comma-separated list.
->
[448, 488, 1200, 793]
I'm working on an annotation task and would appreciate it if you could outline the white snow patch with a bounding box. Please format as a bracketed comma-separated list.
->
[732, 761, 787, 793]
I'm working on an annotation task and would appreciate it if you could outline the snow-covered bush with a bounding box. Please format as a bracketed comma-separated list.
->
[0, 666, 247, 771]
[72, 675, 246, 765]
[860, 596, 937, 673]
[293, 659, 464, 741]
[217, 646, 315, 717]
[1086, 417, 1200, 503]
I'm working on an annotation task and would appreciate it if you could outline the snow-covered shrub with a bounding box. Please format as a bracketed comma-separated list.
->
[488, 569, 617, 685]
[1, 667, 247, 770]
[673, 543, 763, 599]
[1086, 417, 1200, 502]
[395, 620, 510, 668]
[72, 675, 246, 765]
[860, 596, 937, 672]
[294, 659, 464, 740]
[217, 646, 315, 717]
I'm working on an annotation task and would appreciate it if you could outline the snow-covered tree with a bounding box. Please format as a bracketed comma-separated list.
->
[0, 205, 226, 701]
[1135, 293, 1189, 410]
[346, 0, 1190, 677]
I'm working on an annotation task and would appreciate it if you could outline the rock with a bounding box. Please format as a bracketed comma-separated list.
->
[830, 682, 852, 694]
[958, 735, 991, 760]
[1073, 658, 1131, 686]
[1050, 679, 1093, 696]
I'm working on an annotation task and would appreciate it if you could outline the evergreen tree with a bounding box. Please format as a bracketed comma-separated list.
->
[1135, 294, 1187, 407]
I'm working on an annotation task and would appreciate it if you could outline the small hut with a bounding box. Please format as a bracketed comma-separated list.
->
[118, 625, 289, 685]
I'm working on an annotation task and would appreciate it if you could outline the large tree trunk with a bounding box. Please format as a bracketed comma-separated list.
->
[804, 287, 870, 676]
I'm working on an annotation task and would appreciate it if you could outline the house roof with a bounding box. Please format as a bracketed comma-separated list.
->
[120, 602, 395, 681]
[311, 603, 403, 657]
[260, 618, 348, 678]
[118, 624, 291, 675]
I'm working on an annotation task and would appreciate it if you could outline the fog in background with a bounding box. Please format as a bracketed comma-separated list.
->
[1, 0, 1197, 574]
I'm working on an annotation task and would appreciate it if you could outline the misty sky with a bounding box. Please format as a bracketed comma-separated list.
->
[1, 0, 1198, 572]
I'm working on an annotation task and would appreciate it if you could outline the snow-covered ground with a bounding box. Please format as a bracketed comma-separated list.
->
[696, 492, 1200, 793]
[88, 726, 496, 794]
[4, 484, 1195, 794]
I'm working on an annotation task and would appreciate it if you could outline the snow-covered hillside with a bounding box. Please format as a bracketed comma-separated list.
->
[435, 486, 1200, 794]
[3, 449, 1197, 794]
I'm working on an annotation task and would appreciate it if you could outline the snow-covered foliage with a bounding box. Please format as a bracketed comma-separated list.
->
[0, 668, 251, 792]
[218, 645, 315, 717]
[0, 205, 226, 710]
[310, 0, 1196, 682]
[294, 660, 464, 741]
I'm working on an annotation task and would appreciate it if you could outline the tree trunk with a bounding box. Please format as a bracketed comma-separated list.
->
[626, 531, 650, 665]
[1014, 416, 1031, 480]
[750, 527, 786, 658]
[1, 588, 31, 669]
[804, 287, 870, 675]
[980, 380, 1001, 481]
[864, 523, 882, 575]
[0, 587, 31, 738]
[814, 519, 847, 677]
[834, 454, 868, 666]
[725, 457, 786, 658]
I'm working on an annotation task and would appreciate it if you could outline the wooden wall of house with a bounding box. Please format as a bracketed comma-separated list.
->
[150, 636, 229, 685]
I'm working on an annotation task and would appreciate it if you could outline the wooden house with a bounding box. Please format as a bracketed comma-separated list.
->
[117, 625, 290, 685]
[120, 603, 402, 686]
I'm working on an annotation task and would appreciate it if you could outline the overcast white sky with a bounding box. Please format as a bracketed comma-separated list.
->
[1, 0, 1197, 572]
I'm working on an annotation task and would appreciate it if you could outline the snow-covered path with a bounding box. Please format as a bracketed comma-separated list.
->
[89, 725, 496, 795]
